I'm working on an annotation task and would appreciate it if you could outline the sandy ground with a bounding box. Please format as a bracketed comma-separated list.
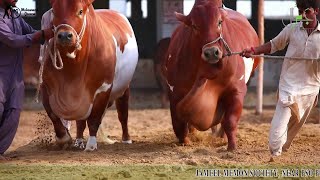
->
[4, 89, 320, 166]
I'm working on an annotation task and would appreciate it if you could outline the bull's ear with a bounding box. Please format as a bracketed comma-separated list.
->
[85, 0, 95, 5]
[49, 0, 55, 6]
[175, 12, 191, 26]
[220, 8, 228, 20]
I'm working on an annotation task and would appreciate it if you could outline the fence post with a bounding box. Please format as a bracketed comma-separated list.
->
[256, 0, 264, 115]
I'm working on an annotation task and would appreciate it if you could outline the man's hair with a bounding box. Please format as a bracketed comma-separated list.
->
[296, 0, 320, 9]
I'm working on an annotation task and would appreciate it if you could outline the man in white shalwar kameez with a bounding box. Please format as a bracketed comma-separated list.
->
[241, 0, 320, 161]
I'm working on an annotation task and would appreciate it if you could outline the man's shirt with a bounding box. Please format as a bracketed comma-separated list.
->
[270, 21, 320, 105]
[0, 7, 36, 109]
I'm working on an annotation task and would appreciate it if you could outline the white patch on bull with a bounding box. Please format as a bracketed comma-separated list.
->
[242, 57, 254, 84]
[110, 32, 138, 103]
[122, 140, 132, 144]
[168, 54, 172, 61]
[88, 82, 111, 120]
[60, 118, 71, 131]
[66, 51, 76, 59]
[94, 82, 112, 100]
[166, 80, 174, 91]
[85, 136, 97, 151]
[78, 104, 93, 120]
[239, 75, 244, 81]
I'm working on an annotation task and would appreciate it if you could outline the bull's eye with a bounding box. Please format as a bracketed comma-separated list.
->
[79, 9, 83, 16]
[218, 20, 222, 28]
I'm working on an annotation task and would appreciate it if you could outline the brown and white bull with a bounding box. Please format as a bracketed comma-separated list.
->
[41, 0, 138, 151]
[164, 0, 260, 151]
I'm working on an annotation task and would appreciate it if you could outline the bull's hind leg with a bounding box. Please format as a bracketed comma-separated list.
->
[221, 93, 244, 151]
[116, 88, 132, 143]
[41, 88, 72, 147]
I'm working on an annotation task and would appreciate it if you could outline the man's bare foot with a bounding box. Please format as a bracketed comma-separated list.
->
[269, 155, 280, 162]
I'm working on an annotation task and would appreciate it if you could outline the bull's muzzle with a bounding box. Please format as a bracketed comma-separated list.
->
[202, 47, 222, 64]
[57, 31, 75, 46]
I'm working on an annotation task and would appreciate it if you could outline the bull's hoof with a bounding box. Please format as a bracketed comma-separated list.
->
[179, 137, 191, 146]
[227, 145, 237, 152]
[84, 136, 97, 151]
[122, 139, 132, 144]
[55, 132, 72, 146]
[74, 138, 86, 149]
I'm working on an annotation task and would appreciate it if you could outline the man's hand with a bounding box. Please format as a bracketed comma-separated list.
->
[42, 27, 54, 41]
[32, 27, 54, 44]
[241, 47, 256, 58]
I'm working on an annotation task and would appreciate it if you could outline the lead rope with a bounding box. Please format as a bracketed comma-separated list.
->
[34, 41, 48, 103]
[206, 34, 320, 61]
[225, 51, 320, 61]
[34, 13, 87, 103]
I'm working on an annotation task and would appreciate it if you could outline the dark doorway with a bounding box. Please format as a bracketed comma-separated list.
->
[128, 0, 157, 58]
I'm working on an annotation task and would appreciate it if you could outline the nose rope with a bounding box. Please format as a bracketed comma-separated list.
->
[34, 13, 87, 103]
[202, 34, 232, 57]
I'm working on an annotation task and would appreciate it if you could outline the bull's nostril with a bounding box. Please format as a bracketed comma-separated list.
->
[214, 50, 219, 56]
[67, 33, 73, 40]
[204, 51, 210, 58]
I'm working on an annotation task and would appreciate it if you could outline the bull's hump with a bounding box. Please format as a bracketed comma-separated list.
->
[225, 8, 247, 22]
[96, 10, 133, 51]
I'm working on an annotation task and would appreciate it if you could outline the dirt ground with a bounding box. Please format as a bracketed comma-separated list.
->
[4, 89, 320, 166]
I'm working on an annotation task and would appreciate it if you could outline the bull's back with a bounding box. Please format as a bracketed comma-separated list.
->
[225, 9, 258, 46]
[166, 26, 201, 97]
[94, 9, 138, 102]
[94, 10, 133, 35]
[225, 9, 260, 82]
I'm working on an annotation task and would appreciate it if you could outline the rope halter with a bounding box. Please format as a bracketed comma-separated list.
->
[48, 13, 87, 70]
[202, 33, 232, 58]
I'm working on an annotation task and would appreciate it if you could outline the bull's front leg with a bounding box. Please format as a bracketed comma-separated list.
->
[74, 120, 86, 149]
[221, 93, 244, 151]
[85, 88, 111, 151]
[170, 103, 190, 145]
[85, 118, 100, 151]
[41, 87, 72, 147]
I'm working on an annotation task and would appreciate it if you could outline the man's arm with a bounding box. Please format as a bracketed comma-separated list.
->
[241, 42, 271, 58]
[0, 20, 33, 48]
[241, 24, 292, 58]
[0, 21, 53, 48]
[19, 18, 37, 34]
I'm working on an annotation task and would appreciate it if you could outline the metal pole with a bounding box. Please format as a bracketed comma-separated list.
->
[256, 0, 264, 114]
